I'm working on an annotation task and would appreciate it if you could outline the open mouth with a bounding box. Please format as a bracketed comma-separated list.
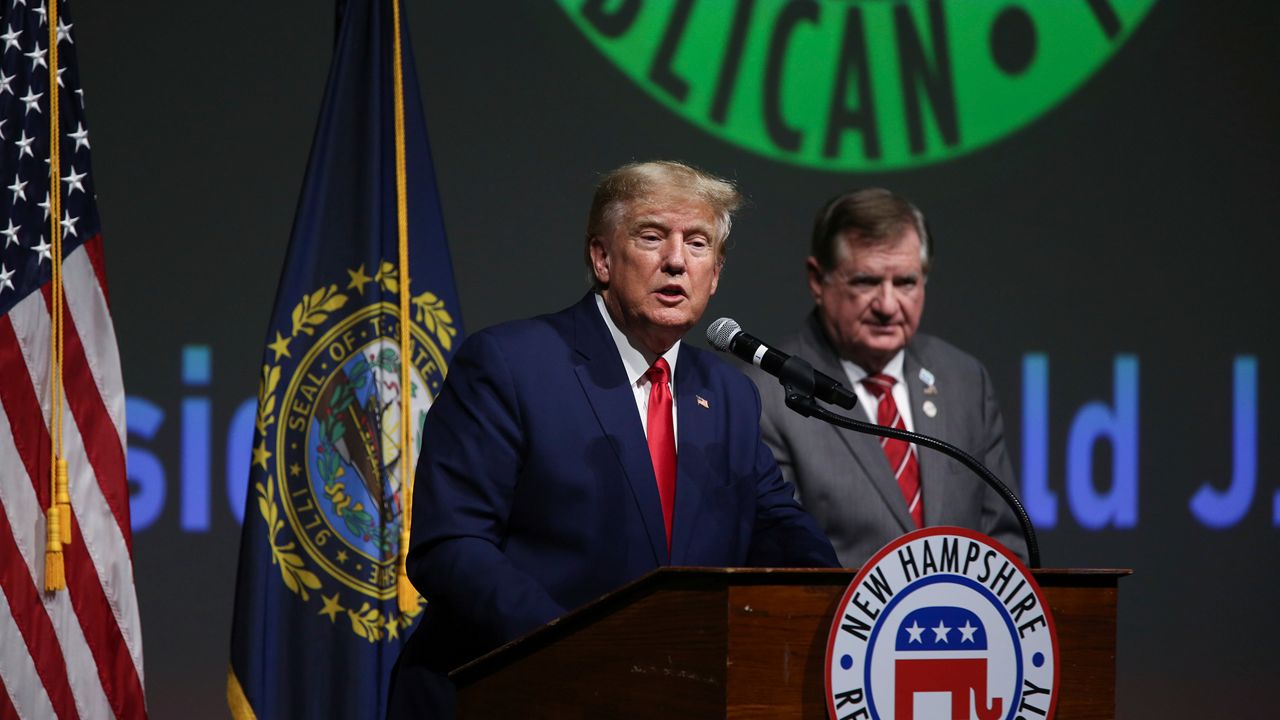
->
[655, 285, 686, 302]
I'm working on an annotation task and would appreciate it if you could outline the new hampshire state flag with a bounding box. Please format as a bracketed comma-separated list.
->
[228, 0, 463, 717]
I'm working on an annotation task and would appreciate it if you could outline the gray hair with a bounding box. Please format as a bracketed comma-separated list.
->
[810, 188, 932, 273]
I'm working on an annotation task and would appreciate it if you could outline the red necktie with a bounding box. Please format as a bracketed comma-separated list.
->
[646, 358, 676, 551]
[860, 374, 923, 529]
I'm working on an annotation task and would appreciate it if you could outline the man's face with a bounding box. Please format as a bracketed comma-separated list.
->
[807, 228, 926, 372]
[590, 189, 722, 355]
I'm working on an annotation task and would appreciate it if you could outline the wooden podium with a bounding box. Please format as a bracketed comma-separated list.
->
[452, 567, 1129, 719]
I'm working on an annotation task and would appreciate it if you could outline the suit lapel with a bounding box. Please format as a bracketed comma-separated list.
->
[569, 295, 668, 564]
[802, 313, 915, 534]
[669, 349, 712, 564]
[905, 346, 944, 527]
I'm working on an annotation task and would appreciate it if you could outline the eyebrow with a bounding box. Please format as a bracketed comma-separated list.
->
[629, 216, 714, 238]
[629, 216, 670, 233]
[847, 271, 921, 281]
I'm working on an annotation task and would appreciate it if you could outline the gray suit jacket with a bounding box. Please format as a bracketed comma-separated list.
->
[744, 312, 1028, 567]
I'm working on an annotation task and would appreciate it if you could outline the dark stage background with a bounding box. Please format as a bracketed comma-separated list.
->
[69, 1, 1276, 717]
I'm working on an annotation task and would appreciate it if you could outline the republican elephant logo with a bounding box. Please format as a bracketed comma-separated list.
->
[893, 606, 1002, 720]
[825, 529, 1059, 720]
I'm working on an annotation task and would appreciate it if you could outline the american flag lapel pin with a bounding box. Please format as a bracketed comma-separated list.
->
[696, 395, 710, 409]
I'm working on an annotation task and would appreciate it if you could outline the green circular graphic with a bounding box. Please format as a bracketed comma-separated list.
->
[557, 0, 1157, 171]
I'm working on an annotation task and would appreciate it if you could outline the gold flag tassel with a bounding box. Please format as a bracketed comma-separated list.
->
[397, 524, 415, 614]
[44, 506, 64, 590]
[44, 0, 70, 592]
[56, 459, 71, 544]
[391, 0, 418, 615]
[44, 473, 65, 590]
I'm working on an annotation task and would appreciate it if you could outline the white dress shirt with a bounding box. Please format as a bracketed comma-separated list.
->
[840, 349, 915, 432]
[595, 293, 680, 445]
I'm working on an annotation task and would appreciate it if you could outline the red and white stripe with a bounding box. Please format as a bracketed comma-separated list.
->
[0, 236, 147, 719]
[861, 373, 924, 529]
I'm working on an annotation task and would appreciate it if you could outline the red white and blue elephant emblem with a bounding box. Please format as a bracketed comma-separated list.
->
[893, 606, 1003, 720]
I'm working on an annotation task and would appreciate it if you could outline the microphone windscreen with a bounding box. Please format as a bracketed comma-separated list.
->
[706, 317, 740, 352]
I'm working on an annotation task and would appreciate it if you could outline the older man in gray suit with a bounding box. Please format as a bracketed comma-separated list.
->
[747, 189, 1027, 568]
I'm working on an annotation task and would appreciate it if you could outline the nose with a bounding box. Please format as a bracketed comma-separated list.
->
[660, 236, 687, 274]
[870, 280, 899, 316]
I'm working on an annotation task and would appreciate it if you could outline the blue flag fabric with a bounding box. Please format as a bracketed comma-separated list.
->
[228, 1, 463, 717]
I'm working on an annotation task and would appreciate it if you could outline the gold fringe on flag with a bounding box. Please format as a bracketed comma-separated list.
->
[390, 0, 418, 615]
[44, 0, 70, 592]
[225, 666, 259, 720]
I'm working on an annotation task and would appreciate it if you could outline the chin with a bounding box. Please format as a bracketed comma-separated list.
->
[861, 337, 906, 354]
[645, 307, 695, 326]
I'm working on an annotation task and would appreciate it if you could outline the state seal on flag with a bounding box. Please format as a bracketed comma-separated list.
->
[250, 264, 456, 641]
[825, 528, 1059, 720]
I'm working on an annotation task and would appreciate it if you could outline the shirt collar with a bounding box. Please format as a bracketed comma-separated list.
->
[595, 292, 680, 386]
[840, 349, 906, 387]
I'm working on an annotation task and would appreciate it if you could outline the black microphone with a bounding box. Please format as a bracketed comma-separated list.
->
[706, 318, 857, 410]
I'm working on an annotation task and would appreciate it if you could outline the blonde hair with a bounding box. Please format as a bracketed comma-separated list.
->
[584, 160, 743, 282]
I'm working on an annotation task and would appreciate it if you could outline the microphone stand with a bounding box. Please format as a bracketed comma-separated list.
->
[777, 356, 1041, 569]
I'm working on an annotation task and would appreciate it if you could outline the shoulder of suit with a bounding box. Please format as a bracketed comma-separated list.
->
[683, 343, 760, 398]
[454, 301, 578, 360]
[909, 333, 990, 377]
[682, 342, 737, 379]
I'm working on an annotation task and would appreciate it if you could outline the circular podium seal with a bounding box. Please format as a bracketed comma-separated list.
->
[825, 527, 1058, 720]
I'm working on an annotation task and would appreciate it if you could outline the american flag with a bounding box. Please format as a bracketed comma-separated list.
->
[0, 1, 146, 718]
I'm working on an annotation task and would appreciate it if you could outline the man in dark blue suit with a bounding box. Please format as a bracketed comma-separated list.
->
[387, 160, 838, 717]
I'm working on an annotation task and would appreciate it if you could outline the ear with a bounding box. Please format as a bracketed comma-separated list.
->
[589, 236, 610, 285]
[709, 256, 723, 296]
[805, 256, 825, 304]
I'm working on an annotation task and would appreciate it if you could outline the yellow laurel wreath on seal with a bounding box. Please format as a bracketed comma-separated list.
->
[257, 479, 322, 600]
[291, 285, 349, 337]
[372, 261, 457, 351]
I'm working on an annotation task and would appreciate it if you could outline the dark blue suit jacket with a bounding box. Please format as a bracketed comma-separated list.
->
[389, 294, 837, 714]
